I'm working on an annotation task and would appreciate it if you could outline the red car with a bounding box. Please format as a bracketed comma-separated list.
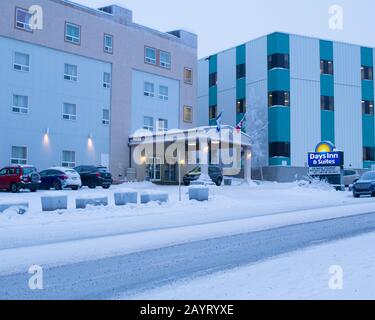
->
[0, 165, 40, 193]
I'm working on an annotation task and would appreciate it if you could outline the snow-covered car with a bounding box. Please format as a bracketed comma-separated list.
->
[352, 171, 375, 198]
[39, 167, 82, 190]
[343, 169, 360, 188]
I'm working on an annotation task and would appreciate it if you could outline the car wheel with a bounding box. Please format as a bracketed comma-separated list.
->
[184, 181, 190, 186]
[216, 178, 223, 186]
[10, 184, 19, 193]
[353, 192, 360, 198]
[53, 181, 62, 191]
[30, 188, 37, 193]
[102, 185, 110, 189]
[71, 186, 79, 191]
[88, 181, 97, 189]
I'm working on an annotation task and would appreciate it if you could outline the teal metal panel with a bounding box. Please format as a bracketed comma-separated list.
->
[320, 74, 334, 97]
[209, 54, 217, 74]
[321, 110, 335, 143]
[363, 114, 375, 147]
[268, 107, 291, 142]
[268, 69, 290, 91]
[209, 86, 217, 106]
[236, 78, 246, 99]
[269, 157, 291, 166]
[364, 161, 375, 169]
[361, 47, 374, 67]
[320, 40, 333, 61]
[362, 80, 375, 101]
[236, 44, 246, 65]
[267, 32, 290, 55]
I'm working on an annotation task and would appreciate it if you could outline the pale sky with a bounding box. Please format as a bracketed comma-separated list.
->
[74, 0, 375, 58]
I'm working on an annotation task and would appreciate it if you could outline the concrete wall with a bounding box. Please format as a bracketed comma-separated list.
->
[0, 0, 197, 180]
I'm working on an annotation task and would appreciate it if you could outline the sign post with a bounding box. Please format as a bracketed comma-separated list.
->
[307, 142, 345, 190]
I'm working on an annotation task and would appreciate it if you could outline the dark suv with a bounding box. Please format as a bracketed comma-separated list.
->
[74, 166, 113, 189]
[0, 165, 40, 193]
[183, 165, 223, 186]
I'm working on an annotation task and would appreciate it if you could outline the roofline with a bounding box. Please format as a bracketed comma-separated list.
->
[199, 31, 375, 61]
[50, 0, 196, 48]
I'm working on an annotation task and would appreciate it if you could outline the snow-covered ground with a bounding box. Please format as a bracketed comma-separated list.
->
[129, 232, 375, 300]
[1, 180, 375, 299]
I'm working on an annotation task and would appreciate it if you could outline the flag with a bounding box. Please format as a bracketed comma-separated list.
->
[236, 114, 247, 133]
[216, 112, 223, 133]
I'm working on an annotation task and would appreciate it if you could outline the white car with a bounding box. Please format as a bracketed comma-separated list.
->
[39, 167, 82, 190]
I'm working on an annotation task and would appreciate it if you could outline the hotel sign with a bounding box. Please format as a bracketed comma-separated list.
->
[308, 151, 344, 167]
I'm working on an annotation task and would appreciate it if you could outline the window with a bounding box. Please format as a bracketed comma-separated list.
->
[11, 146, 27, 165]
[184, 106, 193, 123]
[15, 8, 32, 32]
[144, 82, 155, 97]
[209, 105, 217, 120]
[104, 34, 113, 54]
[160, 51, 171, 69]
[236, 63, 246, 79]
[13, 52, 30, 72]
[268, 54, 289, 70]
[157, 119, 168, 132]
[102, 109, 110, 125]
[65, 22, 81, 44]
[63, 103, 77, 121]
[64, 63, 78, 81]
[268, 91, 290, 107]
[364, 147, 375, 161]
[209, 72, 217, 87]
[103, 72, 111, 88]
[320, 60, 334, 75]
[236, 98, 246, 114]
[145, 47, 156, 65]
[362, 100, 374, 115]
[62, 151, 76, 168]
[159, 85, 169, 101]
[143, 116, 154, 131]
[362, 66, 374, 81]
[321, 96, 335, 111]
[12, 94, 28, 114]
[269, 142, 290, 158]
[184, 68, 193, 84]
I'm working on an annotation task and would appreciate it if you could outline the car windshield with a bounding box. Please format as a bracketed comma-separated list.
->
[65, 170, 76, 174]
[23, 167, 36, 175]
[361, 172, 375, 180]
[97, 167, 108, 173]
[189, 167, 201, 174]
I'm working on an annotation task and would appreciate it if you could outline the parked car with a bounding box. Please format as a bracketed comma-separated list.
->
[0, 165, 40, 193]
[343, 169, 360, 187]
[39, 167, 82, 190]
[183, 165, 223, 186]
[74, 165, 113, 189]
[352, 171, 375, 198]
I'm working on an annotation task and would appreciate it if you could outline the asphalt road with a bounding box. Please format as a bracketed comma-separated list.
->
[2, 212, 375, 300]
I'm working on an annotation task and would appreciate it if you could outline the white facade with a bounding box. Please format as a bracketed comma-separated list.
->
[131, 70, 180, 133]
[0, 36, 111, 169]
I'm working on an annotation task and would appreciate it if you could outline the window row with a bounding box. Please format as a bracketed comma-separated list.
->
[144, 82, 169, 101]
[145, 47, 171, 70]
[364, 147, 375, 162]
[15, 8, 114, 54]
[12, 52, 112, 88]
[11, 94, 110, 124]
[269, 142, 291, 158]
[143, 117, 168, 132]
[9, 146, 77, 168]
